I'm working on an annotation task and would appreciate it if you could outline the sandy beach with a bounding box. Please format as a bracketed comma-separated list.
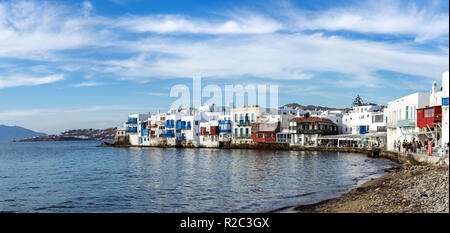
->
[294, 164, 449, 213]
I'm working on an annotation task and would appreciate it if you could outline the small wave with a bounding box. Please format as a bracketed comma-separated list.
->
[280, 191, 320, 199]
[34, 205, 76, 211]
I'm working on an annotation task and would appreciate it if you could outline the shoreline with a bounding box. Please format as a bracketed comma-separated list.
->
[101, 140, 449, 166]
[293, 164, 449, 213]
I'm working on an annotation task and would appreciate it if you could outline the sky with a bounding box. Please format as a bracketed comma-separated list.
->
[0, 0, 448, 134]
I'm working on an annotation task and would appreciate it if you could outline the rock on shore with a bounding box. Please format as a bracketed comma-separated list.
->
[295, 164, 449, 213]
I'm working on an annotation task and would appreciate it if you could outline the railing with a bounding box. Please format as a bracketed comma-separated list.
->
[125, 127, 137, 133]
[163, 133, 175, 138]
[165, 120, 174, 128]
[294, 129, 337, 134]
[377, 127, 387, 132]
[386, 121, 397, 128]
[237, 120, 251, 126]
[126, 119, 138, 124]
[397, 119, 415, 127]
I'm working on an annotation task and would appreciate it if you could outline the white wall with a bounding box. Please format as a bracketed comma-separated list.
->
[342, 105, 385, 135]
[386, 92, 430, 150]
[441, 72, 449, 149]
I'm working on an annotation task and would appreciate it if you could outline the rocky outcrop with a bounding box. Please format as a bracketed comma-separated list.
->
[112, 135, 131, 147]
[20, 128, 116, 142]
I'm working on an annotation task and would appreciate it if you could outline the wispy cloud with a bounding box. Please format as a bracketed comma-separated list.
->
[140, 92, 167, 97]
[0, 0, 447, 89]
[100, 32, 447, 86]
[116, 13, 283, 34]
[282, 0, 449, 42]
[72, 81, 104, 87]
[0, 74, 64, 88]
[0, 105, 139, 118]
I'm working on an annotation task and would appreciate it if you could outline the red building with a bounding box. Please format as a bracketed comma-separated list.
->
[416, 106, 442, 128]
[200, 126, 219, 135]
[251, 122, 280, 143]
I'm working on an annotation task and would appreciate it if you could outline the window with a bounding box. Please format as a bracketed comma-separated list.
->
[424, 108, 434, 118]
[235, 128, 238, 135]
[245, 128, 249, 136]
[240, 128, 243, 136]
[405, 106, 409, 119]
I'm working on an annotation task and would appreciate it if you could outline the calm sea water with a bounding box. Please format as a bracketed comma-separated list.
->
[0, 141, 399, 213]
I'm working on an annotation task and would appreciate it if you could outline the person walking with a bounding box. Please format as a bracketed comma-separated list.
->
[427, 138, 433, 156]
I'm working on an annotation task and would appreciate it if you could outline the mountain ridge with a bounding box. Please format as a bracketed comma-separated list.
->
[0, 125, 47, 142]
[282, 103, 350, 111]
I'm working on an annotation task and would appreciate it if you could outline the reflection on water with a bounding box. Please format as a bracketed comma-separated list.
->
[0, 141, 399, 213]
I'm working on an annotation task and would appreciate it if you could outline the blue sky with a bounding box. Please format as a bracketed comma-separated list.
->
[0, 0, 448, 134]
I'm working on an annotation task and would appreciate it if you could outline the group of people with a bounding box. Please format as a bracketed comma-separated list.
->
[395, 138, 434, 156]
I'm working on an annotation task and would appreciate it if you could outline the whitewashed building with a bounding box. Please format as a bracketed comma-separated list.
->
[231, 106, 266, 144]
[442, 72, 449, 153]
[199, 120, 220, 147]
[386, 92, 430, 150]
[342, 104, 386, 135]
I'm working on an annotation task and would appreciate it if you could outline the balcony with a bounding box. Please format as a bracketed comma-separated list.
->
[219, 120, 231, 125]
[163, 133, 175, 138]
[397, 119, 415, 127]
[125, 127, 137, 133]
[165, 120, 174, 128]
[126, 118, 138, 125]
[176, 121, 192, 130]
[296, 129, 337, 135]
[219, 129, 232, 134]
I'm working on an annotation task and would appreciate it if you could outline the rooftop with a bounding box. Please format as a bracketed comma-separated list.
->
[289, 117, 336, 125]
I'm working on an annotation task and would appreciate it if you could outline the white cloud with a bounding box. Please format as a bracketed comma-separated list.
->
[73, 81, 104, 87]
[116, 13, 283, 34]
[0, 109, 48, 118]
[0, 0, 447, 90]
[0, 74, 65, 88]
[82, 1, 93, 15]
[0, 1, 111, 59]
[284, 0, 449, 42]
[0, 105, 140, 118]
[100, 32, 448, 87]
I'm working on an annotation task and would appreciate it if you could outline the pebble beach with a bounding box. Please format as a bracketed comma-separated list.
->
[295, 164, 449, 213]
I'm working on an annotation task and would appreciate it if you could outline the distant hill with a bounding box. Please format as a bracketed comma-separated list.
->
[282, 103, 350, 111]
[0, 125, 47, 142]
[20, 128, 116, 142]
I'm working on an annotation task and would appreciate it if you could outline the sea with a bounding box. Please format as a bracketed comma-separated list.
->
[0, 141, 400, 213]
